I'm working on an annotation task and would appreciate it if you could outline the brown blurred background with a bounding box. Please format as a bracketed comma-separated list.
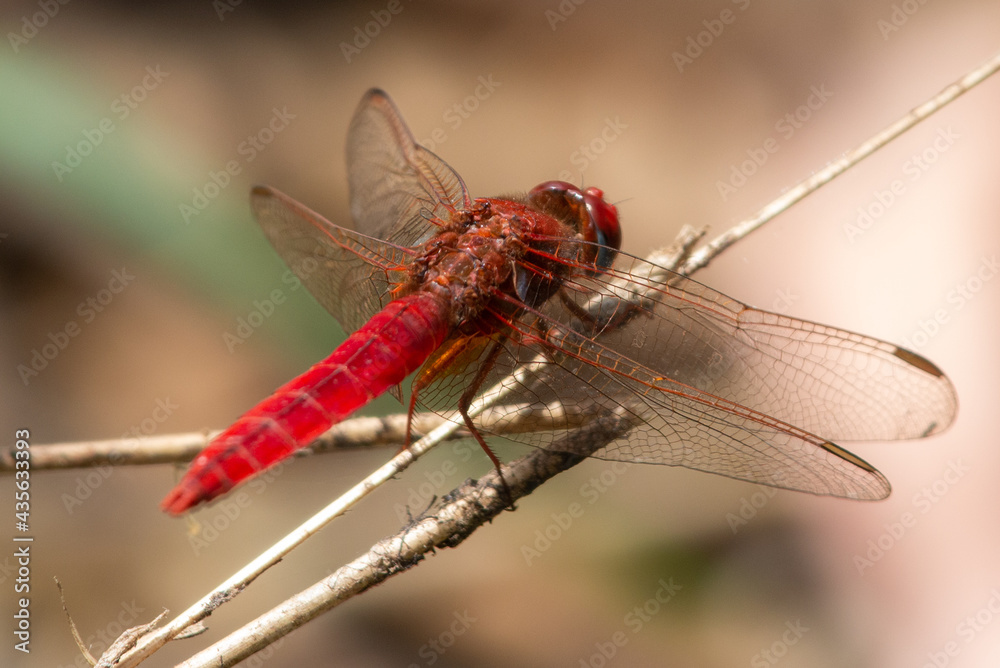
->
[1, 1, 999, 666]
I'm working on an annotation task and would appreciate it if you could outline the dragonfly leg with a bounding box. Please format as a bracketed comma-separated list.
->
[405, 334, 480, 450]
[557, 286, 646, 336]
[403, 391, 419, 450]
[458, 336, 515, 509]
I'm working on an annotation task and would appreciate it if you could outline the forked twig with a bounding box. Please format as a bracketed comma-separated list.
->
[56, 576, 170, 668]
[55, 577, 100, 667]
[105, 50, 1000, 668]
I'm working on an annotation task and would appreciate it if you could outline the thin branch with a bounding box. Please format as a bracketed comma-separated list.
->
[679, 48, 1000, 276]
[13, 406, 597, 473]
[104, 50, 1000, 668]
[111, 426, 449, 668]
[2, 414, 446, 472]
[55, 577, 100, 667]
[178, 412, 633, 668]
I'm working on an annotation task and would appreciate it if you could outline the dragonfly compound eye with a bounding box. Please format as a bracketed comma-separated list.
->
[528, 181, 622, 270]
[581, 186, 621, 269]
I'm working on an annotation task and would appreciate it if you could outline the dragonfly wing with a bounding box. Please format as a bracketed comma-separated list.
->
[413, 325, 892, 499]
[412, 240, 955, 497]
[251, 185, 411, 334]
[538, 356, 890, 499]
[347, 88, 472, 246]
[551, 248, 958, 443]
[251, 90, 470, 334]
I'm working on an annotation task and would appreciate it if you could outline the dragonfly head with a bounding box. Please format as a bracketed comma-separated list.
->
[527, 181, 622, 272]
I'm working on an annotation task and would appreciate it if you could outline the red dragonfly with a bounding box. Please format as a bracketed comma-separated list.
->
[161, 88, 957, 515]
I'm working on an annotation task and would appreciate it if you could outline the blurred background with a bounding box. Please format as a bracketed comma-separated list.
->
[1, 1, 999, 666]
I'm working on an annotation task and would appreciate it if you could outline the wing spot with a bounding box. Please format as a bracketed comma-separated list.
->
[820, 440, 876, 473]
[892, 346, 945, 378]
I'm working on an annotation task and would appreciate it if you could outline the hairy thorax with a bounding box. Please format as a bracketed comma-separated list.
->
[406, 198, 576, 328]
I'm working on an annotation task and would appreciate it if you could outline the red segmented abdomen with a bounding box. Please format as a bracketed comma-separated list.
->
[160, 291, 452, 515]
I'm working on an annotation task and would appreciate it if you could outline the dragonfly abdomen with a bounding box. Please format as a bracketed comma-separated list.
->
[160, 291, 452, 514]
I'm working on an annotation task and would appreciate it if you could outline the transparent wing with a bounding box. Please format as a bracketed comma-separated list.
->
[413, 241, 957, 498]
[251, 89, 472, 333]
[347, 88, 471, 246]
[250, 185, 412, 334]
[546, 249, 958, 442]
[502, 345, 892, 499]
